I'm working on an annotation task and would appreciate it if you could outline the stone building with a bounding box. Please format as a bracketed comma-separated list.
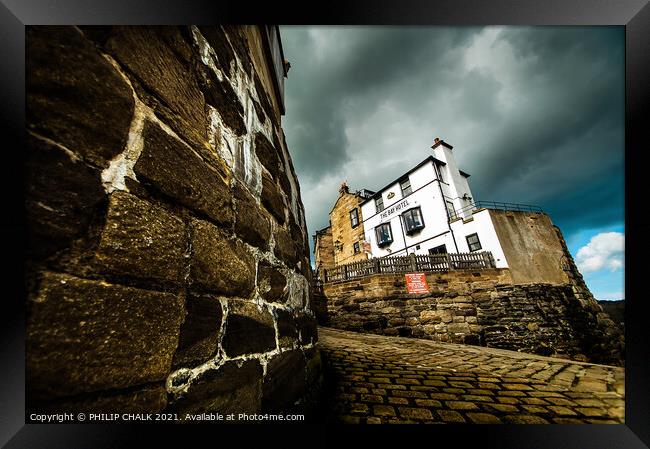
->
[25, 25, 320, 417]
[313, 226, 334, 280]
[314, 183, 375, 281]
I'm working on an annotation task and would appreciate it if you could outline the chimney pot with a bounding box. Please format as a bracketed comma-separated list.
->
[434, 137, 440, 143]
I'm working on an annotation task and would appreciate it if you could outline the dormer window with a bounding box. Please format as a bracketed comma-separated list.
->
[400, 178, 412, 197]
[375, 196, 384, 213]
[375, 223, 393, 247]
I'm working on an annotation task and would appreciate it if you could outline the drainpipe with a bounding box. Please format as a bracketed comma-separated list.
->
[397, 214, 408, 256]
[435, 170, 459, 253]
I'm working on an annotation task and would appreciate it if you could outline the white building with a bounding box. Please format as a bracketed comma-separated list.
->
[359, 138, 509, 268]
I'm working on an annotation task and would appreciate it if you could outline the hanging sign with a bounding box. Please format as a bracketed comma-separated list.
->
[405, 273, 429, 294]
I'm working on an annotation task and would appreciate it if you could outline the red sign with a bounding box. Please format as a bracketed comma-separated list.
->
[405, 273, 429, 294]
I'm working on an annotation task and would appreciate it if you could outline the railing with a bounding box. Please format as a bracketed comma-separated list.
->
[323, 251, 496, 283]
[451, 201, 543, 220]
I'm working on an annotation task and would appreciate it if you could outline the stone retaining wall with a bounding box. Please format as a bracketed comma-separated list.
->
[26, 26, 321, 417]
[323, 269, 623, 366]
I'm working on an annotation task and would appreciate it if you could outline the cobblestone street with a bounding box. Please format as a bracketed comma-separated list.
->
[319, 327, 625, 424]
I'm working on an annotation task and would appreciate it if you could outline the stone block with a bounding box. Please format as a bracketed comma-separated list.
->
[274, 226, 299, 267]
[171, 359, 263, 415]
[254, 132, 282, 180]
[105, 26, 207, 138]
[222, 25, 254, 75]
[26, 134, 105, 258]
[27, 26, 134, 167]
[173, 294, 223, 367]
[197, 26, 235, 75]
[198, 60, 246, 136]
[135, 120, 233, 227]
[296, 312, 318, 345]
[233, 182, 271, 250]
[257, 260, 287, 303]
[276, 309, 298, 349]
[262, 350, 306, 412]
[253, 69, 278, 126]
[222, 300, 276, 357]
[190, 219, 255, 297]
[261, 172, 286, 224]
[447, 322, 471, 334]
[94, 192, 186, 284]
[27, 272, 183, 400]
[397, 326, 412, 337]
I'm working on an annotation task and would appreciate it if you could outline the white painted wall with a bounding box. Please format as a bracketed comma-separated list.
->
[433, 144, 474, 218]
[362, 160, 456, 258]
[449, 209, 509, 268]
[358, 145, 502, 263]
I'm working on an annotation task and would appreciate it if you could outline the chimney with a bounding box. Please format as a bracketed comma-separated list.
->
[339, 181, 349, 194]
[431, 136, 453, 150]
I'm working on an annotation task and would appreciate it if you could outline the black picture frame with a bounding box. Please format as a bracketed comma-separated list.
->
[2, 0, 648, 447]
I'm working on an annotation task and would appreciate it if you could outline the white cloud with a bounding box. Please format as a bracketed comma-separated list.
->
[576, 232, 624, 273]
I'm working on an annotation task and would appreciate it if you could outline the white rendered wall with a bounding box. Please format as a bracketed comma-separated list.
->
[362, 160, 456, 258]
[433, 144, 474, 218]
[359, 151, 501, 263]
[449, 209, 509, 268]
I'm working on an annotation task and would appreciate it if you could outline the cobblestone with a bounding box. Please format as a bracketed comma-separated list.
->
[320, 327, 624, 424]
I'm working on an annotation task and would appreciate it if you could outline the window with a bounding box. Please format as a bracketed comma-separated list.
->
[429, 244, 447, 255]
[375, 223, 393, 247]
[402, 207, 425, 234]
[445, 201, 456, 220]
[350, 208, 359, 228]
[400, 178, 412, 197]
[353, 241, 360, 254]
[466, 233, 482, 252]
[375, 196, 384, 213]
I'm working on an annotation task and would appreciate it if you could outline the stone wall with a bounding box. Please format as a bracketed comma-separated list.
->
[330, 191, 368, 266]
[314, 226, 335, 280]
[324, 269, 513, 343]
[323, 269, 623, 366]
[25, 25, 321, 417]
[489, 210, 570, 285]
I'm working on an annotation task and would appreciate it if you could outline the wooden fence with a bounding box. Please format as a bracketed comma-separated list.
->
[323, 251, 496, 283]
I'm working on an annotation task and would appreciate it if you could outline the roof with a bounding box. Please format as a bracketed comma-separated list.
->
[314, 225, 331, 236]
[328, 190, 369, 215]
[359, 156, 447, 206]
[459, 170, 471, 178]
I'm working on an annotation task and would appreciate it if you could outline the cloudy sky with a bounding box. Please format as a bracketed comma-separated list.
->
[279, 26, 624, 302]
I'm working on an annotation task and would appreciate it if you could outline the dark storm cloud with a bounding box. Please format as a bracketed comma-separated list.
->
[281, 26, 478, 181]
[279, 26, 624, 252]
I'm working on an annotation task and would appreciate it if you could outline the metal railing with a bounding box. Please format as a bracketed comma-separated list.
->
[323, 251, 496, 283]
[451, 200, 543, 220]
